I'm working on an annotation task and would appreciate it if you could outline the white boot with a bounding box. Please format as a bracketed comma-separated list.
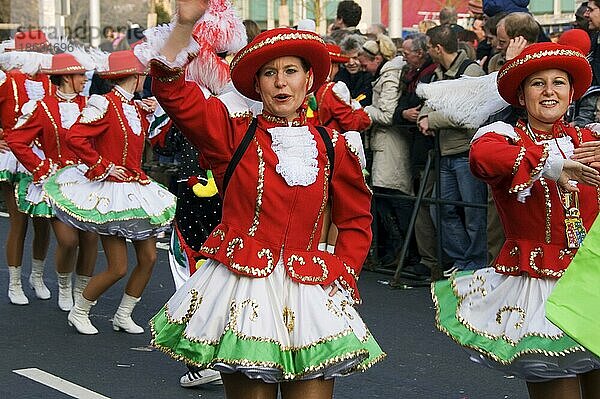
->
[57, 272, 73, 311]
[29, 258, 51, 300]
[112, 293, 144, 334]
[8, 266, 29, 305]
[67, 294, 98, 335]
[73, 274, 91, 300]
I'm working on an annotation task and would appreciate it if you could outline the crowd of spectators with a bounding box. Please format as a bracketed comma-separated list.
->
[318, 0, 600, 281]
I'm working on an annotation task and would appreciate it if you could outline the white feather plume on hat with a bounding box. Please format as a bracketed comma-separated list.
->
[416, 71, 509, 129]
[0, 51, 52, 75]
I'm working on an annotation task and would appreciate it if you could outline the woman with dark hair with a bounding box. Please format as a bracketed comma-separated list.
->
[44, 50, 176, 335]
[433, 42, 600, 399]
[6, 52, 98, 312]
[137, 0, 384, 397]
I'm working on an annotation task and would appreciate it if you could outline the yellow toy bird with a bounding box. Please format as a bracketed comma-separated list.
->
[187, 170, 218, 198]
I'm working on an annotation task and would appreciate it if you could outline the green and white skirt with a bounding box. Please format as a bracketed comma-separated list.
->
[16, 174, 54, 217]
[151, 257, 386, 383]
[43, 165, 176, 240]
[432, 267, 600, 382]
[0, 149, 28, 184]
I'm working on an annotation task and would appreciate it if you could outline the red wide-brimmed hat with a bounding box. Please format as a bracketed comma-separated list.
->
[497, 42, 591, 107]
[41, 53, 85, 75]
[230, 28, 330, 101]
[326, 43, 349, 64]
[98, 50, 146, 79]
[14, 30, 48, 51]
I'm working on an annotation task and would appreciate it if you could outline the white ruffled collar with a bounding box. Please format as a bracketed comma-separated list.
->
[24, 79, 45, 101]
[58, 102, 81, 129]
[112, 86, 141, 135]
[115, 85, 134, 102]
[56, 89, 78, 101]
[268, 126, 318, 187]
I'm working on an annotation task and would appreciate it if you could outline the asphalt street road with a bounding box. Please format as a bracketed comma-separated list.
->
[0, 215, 529, 398]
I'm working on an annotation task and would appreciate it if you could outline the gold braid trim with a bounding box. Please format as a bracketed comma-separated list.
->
[509, 144, 549, 194]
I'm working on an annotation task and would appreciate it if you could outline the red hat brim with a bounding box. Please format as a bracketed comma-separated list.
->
[497, 42, 592, 107]
[42, 53, 86, 75]
[98, 50, 146, 80]
[326, 43, 350, 64]
[230, 28, 330, 101]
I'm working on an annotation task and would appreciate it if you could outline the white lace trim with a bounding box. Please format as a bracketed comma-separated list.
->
[14, 100, 38, 129]
[516, 135, 575, 203]
[122, 102, 142, 136]
[24, 79, 45, 101]
[58, 102, 81, 130]
[268, 126, 318, 187]
[79, 94, 109, 124]
[134, 23, 201, 69]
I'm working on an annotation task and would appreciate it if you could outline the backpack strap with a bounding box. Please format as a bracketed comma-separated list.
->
[315, 126, 334, 183]
[222, 117, 258, 197]
[456, 59, 477, 78]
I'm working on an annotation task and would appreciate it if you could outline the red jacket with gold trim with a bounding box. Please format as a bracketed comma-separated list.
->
[66, 89, 151, 183]
[308, 81, 372, 133]
[7, 94, 86, 182]
[470, 119, 600, 279]
[0, 70, 52, 130]
[150, 61, 372, 301]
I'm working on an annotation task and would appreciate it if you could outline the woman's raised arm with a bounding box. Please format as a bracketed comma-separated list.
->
[161, 0, 209, 62]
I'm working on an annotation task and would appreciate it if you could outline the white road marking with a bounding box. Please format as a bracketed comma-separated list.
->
[0, 211, 8, 218]
[13, 368, 110, 399]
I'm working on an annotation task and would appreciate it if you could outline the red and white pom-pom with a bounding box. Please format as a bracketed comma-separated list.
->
[191, 0, 246, 55]
[135, 0, 246, 95]
[185, 0, 246, 94]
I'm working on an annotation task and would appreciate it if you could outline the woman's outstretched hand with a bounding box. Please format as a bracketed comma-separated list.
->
[558, 159, 600, 192]
[572, 141, 600, 169]
[176, 0, 209, 26]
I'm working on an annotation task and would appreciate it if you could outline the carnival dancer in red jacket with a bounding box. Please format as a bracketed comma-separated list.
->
[43, 50, 176, 335]
[310, 42, 371, 253]
[432, 42, 600, 398]
[6, 52, 99, 312]
[133, 0, 384, 397]
[309, 43, 372, 135]
[0, 30, 53, 305]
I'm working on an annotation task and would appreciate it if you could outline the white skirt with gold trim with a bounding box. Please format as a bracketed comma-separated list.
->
[432, 267, 600, 382]
[43, 165, 176, 240]
[150, 257, 385, 383]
